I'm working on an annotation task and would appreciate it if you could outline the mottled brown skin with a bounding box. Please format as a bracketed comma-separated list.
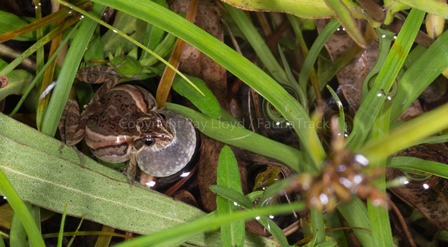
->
[59, 67, 173, 179]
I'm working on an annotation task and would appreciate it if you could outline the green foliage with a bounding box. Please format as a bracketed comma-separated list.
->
[1, 0, 448, 246]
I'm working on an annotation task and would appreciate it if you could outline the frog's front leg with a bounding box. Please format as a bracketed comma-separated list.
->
[124, 151, 139, 184]
[59, 99, 86, 146]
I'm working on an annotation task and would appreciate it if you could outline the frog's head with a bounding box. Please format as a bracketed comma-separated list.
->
[134, 110, 197, 177]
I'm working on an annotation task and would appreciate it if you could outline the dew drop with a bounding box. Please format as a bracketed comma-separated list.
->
[354, 154, 369, 166]
[319, 193, 329, 205]
[339, 177, 353, 189]
[145, 180, 156, 187]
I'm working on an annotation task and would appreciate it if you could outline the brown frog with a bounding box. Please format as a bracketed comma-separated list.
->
[59, 66, 197, 179]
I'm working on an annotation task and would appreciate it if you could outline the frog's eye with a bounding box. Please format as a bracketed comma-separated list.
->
[134, 138, 153, 150]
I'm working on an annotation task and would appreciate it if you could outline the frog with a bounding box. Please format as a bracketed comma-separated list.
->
[59, 66, 197, 179]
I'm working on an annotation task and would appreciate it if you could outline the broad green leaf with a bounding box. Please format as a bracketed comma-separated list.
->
[0, 69, 34, 101]
[217, 146, 245, 247]
[0, 10, 34, 41]
[0, 113, 274, 246]
[172, 75, 221, 118]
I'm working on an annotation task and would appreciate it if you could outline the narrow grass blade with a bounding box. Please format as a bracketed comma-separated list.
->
[388, 157, 448, 179]
[360, 102, 448, 163]
[223, 5, 288, 85]
[172, 75, 221, 118]
[220, 0, 333, 19]
[311, 208, 326, 243]
[57, 204, 68, 247]
[8, 22, 79, 116]
[337, 199, 373, 247]
[41, 3, 106, 136]
[347, 8, 426, 149]
[324, 0, 367, 48]
[397, 0, 448, 19]
[112, 202, 305, 247]
[367, 103, 393, 246]
[0, 170, 45, 247]
[165, 103, 302, 171]
[391, 28, 448, 121]
[210, 185, 253, 210]
[217, 146, 245, 247]
[92, 0, 325, 170]
[299, 19, 339, 100]
[10, 213, 27, 247]
[257, 216, 289, 246]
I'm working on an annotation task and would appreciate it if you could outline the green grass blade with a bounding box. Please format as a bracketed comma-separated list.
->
[210, 185, 253, 210]
[221, 0, 334, 19]
[361, 28, 395, 99]
[388, 157, 448, 179]
[41, 3, 106, 136]
[217, 146, 245, 247]
[299, 19, 339, 98]
[112, 202, 305, 247]
[367, 103, 393, 246]
[10, 213, 27, 247]
[397, 0, 448, 19]
[257, 216, 289, 246]
[91, 0, 325, 170]
[165, 103, 302, 171]
[324, 0, 367, 48]
[360, 102, 448, 163]
[223, 5, 287, 85]
[172, 75, 221, 118]
[391, 28, 448, 121]
[311, 209, 326, 244]
[0, 170, 45, 247]
[224, 5, 307, 108]
[8, 22, 80, 116]
[57, 204, 68, 247]
[347, 8, 426, 150]
[337, 199, 373, 247]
